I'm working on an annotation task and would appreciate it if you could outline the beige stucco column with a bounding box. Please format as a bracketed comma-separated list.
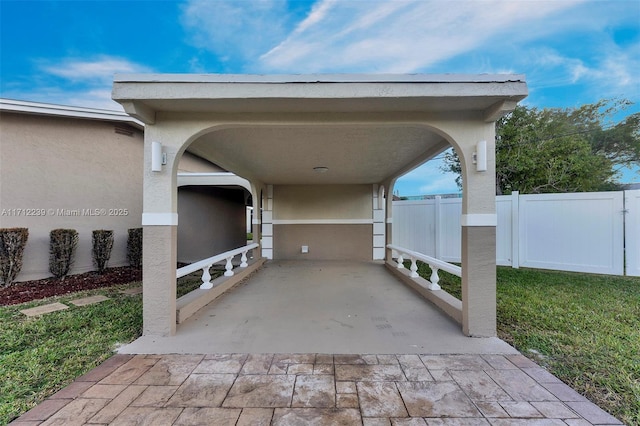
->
[383, 178, 397, 263]
[250, 180, 265, 251]
[461, 225, 496, 336]
[431, 117, 497, 337]
[141, 127, 181, 336]
[459, 128, 497, 337]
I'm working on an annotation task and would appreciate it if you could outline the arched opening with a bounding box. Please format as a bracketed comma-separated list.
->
[177, 185, 249, 263]
[181, 123, 453, 262]
[173, 148, 254, 265]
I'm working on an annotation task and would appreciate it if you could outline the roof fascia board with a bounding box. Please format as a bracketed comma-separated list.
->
[114, 73, 526, 84]
[0, 98, 144, 129]
[112, 82, 528, 110]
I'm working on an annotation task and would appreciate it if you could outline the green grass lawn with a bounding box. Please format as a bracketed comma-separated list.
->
[416, 262, 640, 425]
[0, 274, 226, 424]
[2, 266, 639, 424]
[0, 285, 143, 424]
[176, 268, 224, 298]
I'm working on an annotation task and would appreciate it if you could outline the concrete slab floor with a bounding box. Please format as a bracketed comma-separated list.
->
[120, 260, 515, 355]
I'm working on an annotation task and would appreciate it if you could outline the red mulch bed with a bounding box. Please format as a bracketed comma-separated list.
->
[1, 266, 142, 306]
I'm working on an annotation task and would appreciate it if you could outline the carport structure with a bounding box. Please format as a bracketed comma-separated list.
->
[112, 74, 527, 340]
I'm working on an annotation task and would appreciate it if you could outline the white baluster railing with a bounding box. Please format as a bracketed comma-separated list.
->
[386, 244, 461, 291]
[177, 243, 259, 289]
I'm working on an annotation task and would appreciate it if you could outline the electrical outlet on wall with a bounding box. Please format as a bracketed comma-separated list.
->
[301, 245, 309, 253]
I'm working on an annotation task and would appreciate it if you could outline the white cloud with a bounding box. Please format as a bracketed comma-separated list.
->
[181, 0, 295, 66]
[524, 41, 640, 100]
[4, 56, 153, 110]
[584, 47, 640, 94]
[65, 89, 124, 110]
[258, 0, 579, 73]
[2, 86, 123, 111]
[570, 63, 590, 84]
[42, 56, 151, 84]
[523, 48, 589, 88]
[294, 0, 336, 34]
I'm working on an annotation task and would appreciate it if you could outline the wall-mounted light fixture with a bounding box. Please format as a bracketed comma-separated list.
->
[151, 141, 166, 172]
[313, 166, 329, 173]
[473, 140, 487, 172]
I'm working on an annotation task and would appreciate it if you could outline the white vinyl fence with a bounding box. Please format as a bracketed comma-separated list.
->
[626, 190, 640, 277]
[393, 190, 640, 276]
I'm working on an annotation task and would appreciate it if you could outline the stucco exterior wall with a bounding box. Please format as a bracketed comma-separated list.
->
[270, 184, 373, 260]
[273, 224, 372, 260]
[0, 112, 144, 281]
[273, 184, 372, 220]
[0, 111, 235, 282]
[177, 186, 247, 263]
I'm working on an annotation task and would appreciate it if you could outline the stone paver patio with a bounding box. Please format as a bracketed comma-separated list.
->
[11, 352, 623, 425]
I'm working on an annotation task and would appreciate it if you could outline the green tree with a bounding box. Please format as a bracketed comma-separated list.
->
[442, 100, 639, 194]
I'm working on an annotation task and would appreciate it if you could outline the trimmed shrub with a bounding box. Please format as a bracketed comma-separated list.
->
[92, 230, 114, 274]
[127, 228, 142, 268]
[49, 229, 78, 279]
[0, 228, 29, 288]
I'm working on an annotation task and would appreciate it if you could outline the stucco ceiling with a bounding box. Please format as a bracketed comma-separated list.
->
[186, 125, 448, 185]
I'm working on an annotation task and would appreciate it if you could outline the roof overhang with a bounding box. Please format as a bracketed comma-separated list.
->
[112, 74, 528, 186]
[113, 74, 527, 124]
[0, 98, 144, 130]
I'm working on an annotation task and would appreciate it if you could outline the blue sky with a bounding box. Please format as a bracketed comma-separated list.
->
[1, 0, 639, 195]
